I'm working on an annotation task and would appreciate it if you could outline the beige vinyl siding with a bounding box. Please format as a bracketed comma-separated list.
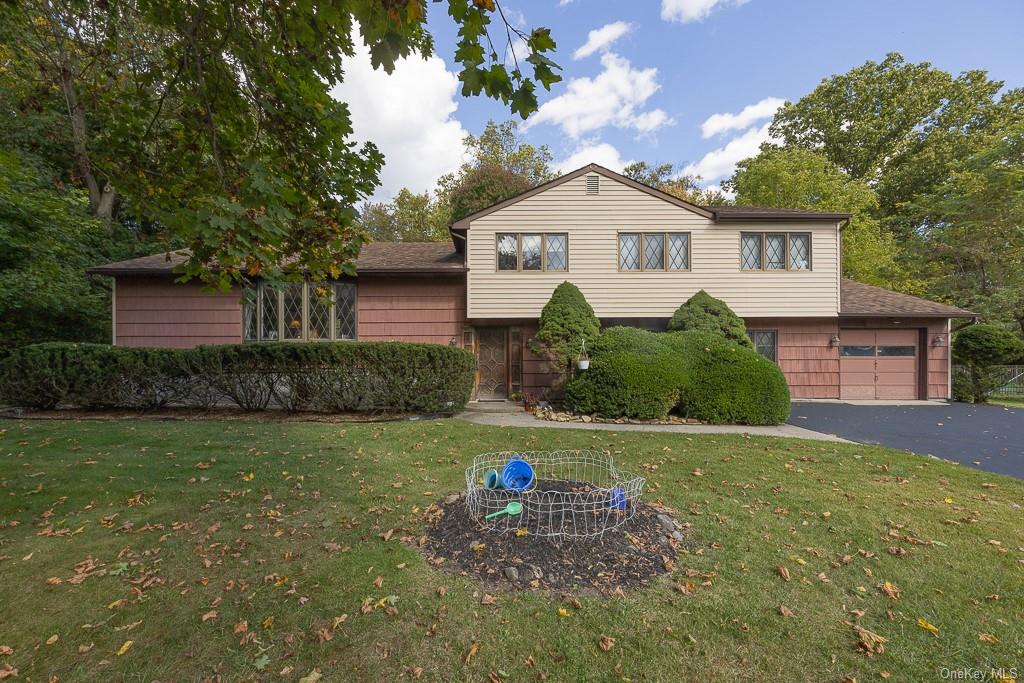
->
[466, 171, 841, 319]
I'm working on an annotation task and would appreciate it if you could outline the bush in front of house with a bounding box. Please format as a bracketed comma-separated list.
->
[531, 281, 601, 372]
[666, 290, 754, 349]
[952, 324, 1024, 403]
[674, 331, 791, 424]
[563, 327, 790, 424]
[563, 329, 686, 419]
[0, 341, 476, 414]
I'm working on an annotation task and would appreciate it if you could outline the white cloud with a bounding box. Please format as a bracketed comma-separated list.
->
[555, 141, 632, 174]
[573, 21, 633, 60]
[683, 120, 774, 182]
[661, 0, 750, 23]
[524, 52, 672, 138]
[700, 96, 784, 138]
[504, 36, 529, 67]
[331, 34, 469, 201]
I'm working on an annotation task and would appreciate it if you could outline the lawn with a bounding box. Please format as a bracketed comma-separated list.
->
[0, 418, 1021, 682]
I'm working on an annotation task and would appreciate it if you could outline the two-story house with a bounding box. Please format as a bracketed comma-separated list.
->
[91, 164, 974, 401]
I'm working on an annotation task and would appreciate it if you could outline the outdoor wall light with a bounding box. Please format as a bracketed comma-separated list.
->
[829, 335, 841, 347]
[449, 337, 458, 347]
[932, 334, 946, 347]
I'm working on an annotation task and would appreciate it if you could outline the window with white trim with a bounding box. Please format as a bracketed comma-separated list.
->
[243, 280, 357, 342]
[741, 233, 812, 271]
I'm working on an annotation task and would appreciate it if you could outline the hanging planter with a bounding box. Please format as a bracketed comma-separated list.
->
[576, 338, 590, 370]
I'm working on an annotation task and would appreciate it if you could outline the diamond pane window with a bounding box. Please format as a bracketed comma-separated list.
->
[546, 234, 567, 271]
[765, 234, 786, 270]
[741, 234, 762, 270]
[668, 234, 689, 270]
[260, 285, 279, 340]
[643, 233, 665, 270]
[334, 282, 357, 340]
[243, 287, 258, 341]
[789, 234, 810, 270]
[522, 234, 542, 270]
[282, 283, 303, 339]
[497, 234, 518, 270]
[748, 330, 778, 363]
[619, 233, 640, 270]
[308, 284, 331, 340]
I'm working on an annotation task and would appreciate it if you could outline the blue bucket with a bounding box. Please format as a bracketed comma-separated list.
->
[501, 457, 535, 493]
[609, 486, 627, 510]
[483, 469, 503, 490]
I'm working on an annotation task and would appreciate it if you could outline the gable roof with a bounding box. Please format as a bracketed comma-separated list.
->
[88, 242, 465, 277]
[840, 279, 974, 318]
[449, 163, 851, 228]
[450, 163, 715, 228]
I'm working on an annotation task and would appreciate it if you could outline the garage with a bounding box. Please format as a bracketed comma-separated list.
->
[839, 329, 920, 400]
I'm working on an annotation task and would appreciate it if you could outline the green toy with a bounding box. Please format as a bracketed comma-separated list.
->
[485, 501, 523, 520]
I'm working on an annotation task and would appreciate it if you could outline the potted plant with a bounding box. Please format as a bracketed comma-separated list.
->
[576, 338, 590, 371]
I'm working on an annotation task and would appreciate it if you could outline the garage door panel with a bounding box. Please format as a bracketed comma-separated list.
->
[839, 329, 920, 400]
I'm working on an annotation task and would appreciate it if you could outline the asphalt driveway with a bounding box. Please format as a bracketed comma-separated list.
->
[789, 402, 1024, 478]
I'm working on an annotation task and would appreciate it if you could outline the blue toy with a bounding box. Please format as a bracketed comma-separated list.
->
[609, 486, 627, 510]
[501, 457, 535, 493]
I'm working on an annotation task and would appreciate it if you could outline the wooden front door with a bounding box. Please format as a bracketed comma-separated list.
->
[476, 327, 508, 399]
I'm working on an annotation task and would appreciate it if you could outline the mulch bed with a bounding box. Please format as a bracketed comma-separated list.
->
[419, 483, 694, 594]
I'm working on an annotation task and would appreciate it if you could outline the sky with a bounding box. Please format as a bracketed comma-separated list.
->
[333, 0, 1024, 201]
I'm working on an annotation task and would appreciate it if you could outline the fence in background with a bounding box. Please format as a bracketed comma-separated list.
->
[952, 365, 1024, 396]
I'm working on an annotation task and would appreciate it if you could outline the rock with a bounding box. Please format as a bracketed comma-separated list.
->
[581, 415, 592, 423]
[657, 514, 678, 533]
[671, 531, 686, 542]
[525, 564, 543, 580]
[444, 493, 460, 505]
[503, 566, 519, 582]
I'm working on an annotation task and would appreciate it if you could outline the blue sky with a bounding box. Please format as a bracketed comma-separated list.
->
[337, 0, 1024, 200]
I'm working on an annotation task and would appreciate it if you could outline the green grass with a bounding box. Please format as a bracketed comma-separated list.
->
[990, 395, 1024, 409]
[0, 418, 1021, 682]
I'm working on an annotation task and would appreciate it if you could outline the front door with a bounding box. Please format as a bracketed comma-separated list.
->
[476, 327, 509, 399]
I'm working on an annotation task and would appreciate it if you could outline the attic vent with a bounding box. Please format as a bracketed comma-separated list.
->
[585, 174, 600, 194]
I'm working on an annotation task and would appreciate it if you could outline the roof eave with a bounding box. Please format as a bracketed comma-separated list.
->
[712, 213, 852, 222]
[839, 311, 976, 319]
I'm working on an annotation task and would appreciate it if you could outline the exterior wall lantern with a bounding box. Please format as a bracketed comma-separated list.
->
[829, 335, 841, 348]
[932, 334, 946, 347]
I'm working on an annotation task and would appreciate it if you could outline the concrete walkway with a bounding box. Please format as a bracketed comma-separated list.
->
[457, 409, 849, 442]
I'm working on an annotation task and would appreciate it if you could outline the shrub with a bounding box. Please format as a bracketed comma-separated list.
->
[674, 332, 790, 425]
[952, 324, 1024, 402]
[666, 290, 753, 349]
[0, 341, 477, 414]
[564, 348, 685, 419]
[531, 281, 601, 371]
[563, 327, 790, 424]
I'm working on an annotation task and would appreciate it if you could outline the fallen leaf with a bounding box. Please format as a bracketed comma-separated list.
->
[515, 527, 528, 537]
[979, 633, 999, 644]
[0, 647, 10, 656]
[880, 672, 891, 679]
[557, 607, 569, 617]
[46, 634, 59, 645]
[465, 641, 480, 666]
[78, 643, 94, 654]
[917, 618, 940, 637]
[481, 593, 497, 605]
[779, 605, 795, 618]
[598, 635, 615, 652]
[373, 576, 383, 588]
[332, 615, 348, 629]
[233, 621, 248, 635]
[436, 586, 447, 598]
[777, 565, 791, 582]
[409, 666, 424, 679]
[116, 640, 133, 656]
[853, 624, 887, 656]
[0, 663, 17, 680]
[880, 581, 901, 599]
[201, 610, 218, 622]
[262, 615, 274, 629]
[298, 669, 322, 683]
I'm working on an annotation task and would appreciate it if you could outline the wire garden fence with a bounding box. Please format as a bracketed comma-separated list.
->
[952, 365, 1024, 397]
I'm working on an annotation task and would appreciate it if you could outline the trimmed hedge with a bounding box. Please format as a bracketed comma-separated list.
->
[564, 327, 791, 424]
[667, 290, 754, 349]
[0, 342, 477, 414]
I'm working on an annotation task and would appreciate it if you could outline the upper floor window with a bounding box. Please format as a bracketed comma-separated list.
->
[243, 280, 357, 342]
[619, 232, 690, 271]
[496, 233, 568, 272]
[740, 233, 811, 271]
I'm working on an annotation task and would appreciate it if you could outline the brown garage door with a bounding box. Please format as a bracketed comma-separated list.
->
[840, 329, 919, 400]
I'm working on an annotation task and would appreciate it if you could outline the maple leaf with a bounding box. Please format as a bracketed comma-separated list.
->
[598, 635, 615, 652]
[880, 581, 902, 599]
[0, 663, 17, 680]
[853, 624, 887, 656]
[233, 620, 248, 635]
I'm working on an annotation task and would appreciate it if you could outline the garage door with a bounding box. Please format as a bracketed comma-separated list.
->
[840, 329, 919, 400]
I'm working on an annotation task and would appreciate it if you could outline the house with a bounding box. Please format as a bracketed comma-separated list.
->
[89, 164, 974, 401]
